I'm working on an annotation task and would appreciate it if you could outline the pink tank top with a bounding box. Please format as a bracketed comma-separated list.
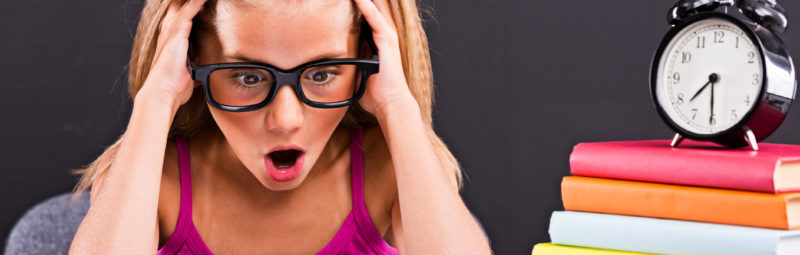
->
[157, 128, 398, 254]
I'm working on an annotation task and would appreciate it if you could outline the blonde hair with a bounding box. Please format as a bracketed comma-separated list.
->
[73, 0, 462, 197]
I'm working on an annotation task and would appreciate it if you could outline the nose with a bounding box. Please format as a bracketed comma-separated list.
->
[266, 84, 304, 134]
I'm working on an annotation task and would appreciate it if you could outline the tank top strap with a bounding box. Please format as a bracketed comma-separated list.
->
[158, 137, 214, 255]
[175, 136, 194, 224]
[348, 127, 396, 253]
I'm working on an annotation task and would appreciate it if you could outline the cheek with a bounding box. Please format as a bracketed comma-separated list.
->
[308, 107, 348, 127]
[208, 107, 263, 139]
[207, 106, 266, 169]
[302, 107, 350, 142]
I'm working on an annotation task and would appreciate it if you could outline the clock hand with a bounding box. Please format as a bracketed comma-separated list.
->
[690, 81, 711, 102]
[710, 77, 715, 125]
[690, 73, 720, 102]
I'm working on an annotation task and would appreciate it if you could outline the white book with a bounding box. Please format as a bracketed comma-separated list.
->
[549, 211, 800, 255]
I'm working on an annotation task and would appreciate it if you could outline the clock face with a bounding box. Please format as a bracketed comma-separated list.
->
[655, 17, 764, 135]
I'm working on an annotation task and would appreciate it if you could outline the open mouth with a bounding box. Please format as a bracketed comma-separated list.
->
[267, 149, 304, 169]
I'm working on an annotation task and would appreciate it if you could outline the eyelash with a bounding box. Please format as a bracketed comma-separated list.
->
[231, 72, 267, 88]
[305, 70, 340, 85]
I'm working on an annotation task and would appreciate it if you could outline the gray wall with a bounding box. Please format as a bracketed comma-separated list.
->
[3, 0, 800, 254]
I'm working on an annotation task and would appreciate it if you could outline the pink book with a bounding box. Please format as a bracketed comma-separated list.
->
[569, 140, 800, 193]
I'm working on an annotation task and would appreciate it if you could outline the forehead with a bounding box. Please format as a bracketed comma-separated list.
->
[212, 0, 358, 69]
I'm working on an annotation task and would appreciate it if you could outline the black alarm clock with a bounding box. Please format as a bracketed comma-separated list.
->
[651, 0, 796, 150]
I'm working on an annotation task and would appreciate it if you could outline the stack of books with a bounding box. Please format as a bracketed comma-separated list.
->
[532, 140, 800, 255]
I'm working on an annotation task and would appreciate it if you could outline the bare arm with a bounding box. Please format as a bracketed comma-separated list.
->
[69, 0, 207, 253]
[352, 0, 492, 253]
[69, 92, 176, 254]
[380, 98, 491, 254]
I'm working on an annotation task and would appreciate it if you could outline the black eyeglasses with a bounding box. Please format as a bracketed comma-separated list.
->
[190, 57, 379, 112]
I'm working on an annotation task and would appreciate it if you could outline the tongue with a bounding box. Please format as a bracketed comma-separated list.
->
[269, 150, 300, 169]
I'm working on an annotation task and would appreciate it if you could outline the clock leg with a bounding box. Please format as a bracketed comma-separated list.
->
[671, 133, 684, 147]
[743, 127, 759, 151]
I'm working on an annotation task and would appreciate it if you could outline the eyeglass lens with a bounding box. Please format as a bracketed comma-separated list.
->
[207, 64, 363, 107]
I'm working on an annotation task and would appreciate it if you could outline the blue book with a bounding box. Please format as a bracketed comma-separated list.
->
[549, 211, 800, 255]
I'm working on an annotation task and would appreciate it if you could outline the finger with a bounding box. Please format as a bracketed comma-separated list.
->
[160, 0, 181, 34]
[371, 0, 396, 31]
[353, 0, 395, 36]
[159, 0, 205, 42]
[354, 0, 404, 67]
[154, 0, 207, 67]
[153, 0, 182, 66]
[170, 0, 207, 64]
[173, 0, 208, 34]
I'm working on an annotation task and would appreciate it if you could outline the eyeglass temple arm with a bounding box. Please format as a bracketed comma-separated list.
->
[187, 56, 199, 79]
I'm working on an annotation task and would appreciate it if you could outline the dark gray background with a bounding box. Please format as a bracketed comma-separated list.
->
[3, 0, 800, 254]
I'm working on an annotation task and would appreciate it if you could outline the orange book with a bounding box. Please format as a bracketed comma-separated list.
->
[562, 176, 800, 230]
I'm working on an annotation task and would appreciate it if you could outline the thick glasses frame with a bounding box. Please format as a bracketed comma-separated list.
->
[190, 58, 379, 112]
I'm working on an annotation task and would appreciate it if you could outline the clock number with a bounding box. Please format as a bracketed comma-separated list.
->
[752, 73, 760, 86]
[745, 96, 751, 106]
[672, 72, 681, 84]
[714, 31, 724, 43]
[731, 110, 738, 121]
[681, 52, 692, 64]
[697, 36, 706, 49]
[677, 93, 685, 105]
[748, 52, 756, 64]
[691, 108, 698, 120]
[735, 37, 739, 48]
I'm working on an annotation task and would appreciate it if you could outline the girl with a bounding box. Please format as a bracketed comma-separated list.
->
[69, 0, 491, 254]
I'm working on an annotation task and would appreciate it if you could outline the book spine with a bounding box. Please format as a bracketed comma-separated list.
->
[549, 211, 800, 255]
[561, 176, 793, 229]
[532, 243, 649, 255]
[569, 142, 777, 193]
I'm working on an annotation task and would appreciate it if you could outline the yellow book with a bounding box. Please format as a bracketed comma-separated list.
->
[532, 243, 651, 255]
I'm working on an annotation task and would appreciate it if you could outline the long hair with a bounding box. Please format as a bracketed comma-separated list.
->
[73, 0, 462, 198]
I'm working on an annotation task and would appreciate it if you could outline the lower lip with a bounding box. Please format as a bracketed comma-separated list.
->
[264, 153, 304, 182]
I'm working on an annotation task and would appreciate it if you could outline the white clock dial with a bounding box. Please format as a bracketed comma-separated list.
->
[655, 18, 763, 135]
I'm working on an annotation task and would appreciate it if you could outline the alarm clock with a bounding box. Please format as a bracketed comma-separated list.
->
[651, 0, 796, 150]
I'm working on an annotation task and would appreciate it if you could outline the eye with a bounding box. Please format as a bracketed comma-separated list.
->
[306, 70, 338, 84]
[232, 72, 267, 87]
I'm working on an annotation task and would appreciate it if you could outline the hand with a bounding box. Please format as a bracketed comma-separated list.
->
[137, 0, 207, 108]
[353, 0, 419, 119]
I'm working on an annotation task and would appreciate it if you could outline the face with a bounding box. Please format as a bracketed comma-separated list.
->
[655, 17, 763, 135]
[194, 0, 361, 190]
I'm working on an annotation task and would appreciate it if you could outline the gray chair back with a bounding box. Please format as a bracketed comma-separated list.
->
[4, 193, 89, 255]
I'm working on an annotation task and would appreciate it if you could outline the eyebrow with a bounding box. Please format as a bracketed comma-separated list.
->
[226, 51, 350, 67]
